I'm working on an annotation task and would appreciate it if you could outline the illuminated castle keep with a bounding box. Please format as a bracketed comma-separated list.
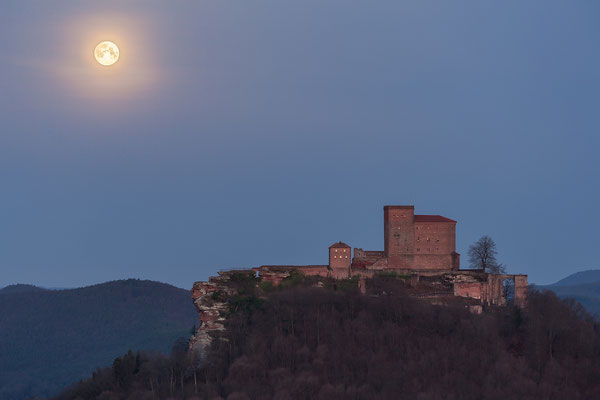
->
[356, 205, 459, 272]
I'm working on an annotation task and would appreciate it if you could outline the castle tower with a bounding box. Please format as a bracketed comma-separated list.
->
[329, 242, 351, 278]
[384, 206, 415, 268]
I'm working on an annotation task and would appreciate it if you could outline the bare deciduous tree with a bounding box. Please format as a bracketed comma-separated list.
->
[468, 236, 505, 273]
[493, 262, 507, 274]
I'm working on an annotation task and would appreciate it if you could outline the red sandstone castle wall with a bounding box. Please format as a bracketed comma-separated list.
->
[411, 221, 457, 270]
[298, 266, 330, 277]
[329, 244, 350, 279]
[383, 207, 458, 271]
[514, 275, 528, 307]
[386, 255, 415, 270]
[352, 249, 386, 269]
[453, 282, 483, 300]
[353, 249, 385, 259]
[413, 222, 456, 255]
[452, 273, 527, 307]
[385, 206, 415, 269]
[329, 246, 351, 270]
[413, 254, 456, 270]
[384, 206, 415, 257]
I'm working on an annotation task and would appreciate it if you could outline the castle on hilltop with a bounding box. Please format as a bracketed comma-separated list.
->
[190, 205, 528, 352]
[253, 205, 527, 307]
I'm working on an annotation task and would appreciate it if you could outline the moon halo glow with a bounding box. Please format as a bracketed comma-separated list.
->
[94, 41, 120, 66]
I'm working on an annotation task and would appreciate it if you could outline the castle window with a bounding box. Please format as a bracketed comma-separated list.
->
[345, 256, 348, 258]
[417, 248, 420, 252]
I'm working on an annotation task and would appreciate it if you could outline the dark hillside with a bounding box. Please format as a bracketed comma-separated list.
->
[0, 279, 197, 400]
[57, 276, 600, 400]
[543, 282, 600, 317]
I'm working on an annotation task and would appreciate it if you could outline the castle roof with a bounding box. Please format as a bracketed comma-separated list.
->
[329, 241, 351, 249]
[414, 215, 456, 223]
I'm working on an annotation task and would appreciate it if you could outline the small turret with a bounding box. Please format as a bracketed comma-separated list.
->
[329, 242, 351, 278]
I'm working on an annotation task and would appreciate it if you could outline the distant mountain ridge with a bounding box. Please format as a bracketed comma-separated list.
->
[550, 269, 600, 286]
[0, 283, 47, 294]
[0, 279, 197, 400]
[539, 269, 600, 318]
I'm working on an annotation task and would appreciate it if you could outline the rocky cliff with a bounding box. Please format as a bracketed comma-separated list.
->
[189, 270, 255, 354]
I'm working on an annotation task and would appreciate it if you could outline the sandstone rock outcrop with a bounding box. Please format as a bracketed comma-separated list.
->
[189, 271, 248, 355]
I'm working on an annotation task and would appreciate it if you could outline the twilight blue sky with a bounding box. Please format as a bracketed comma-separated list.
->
[1, 1, 599, 288]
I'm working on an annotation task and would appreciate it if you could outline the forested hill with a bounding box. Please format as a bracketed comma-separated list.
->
[0, 283, 47, 294]
[58, 275, 600, 400]
[0, 279, 197, 400]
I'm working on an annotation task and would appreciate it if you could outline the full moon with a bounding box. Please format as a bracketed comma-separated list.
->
[94, 41, 120, 66]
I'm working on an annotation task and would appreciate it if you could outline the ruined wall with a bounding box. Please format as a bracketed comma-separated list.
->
[514, 275, 528, 307]
[484, 275, 506, 306]
[352, 249, 386, 269]
[353, 249, 385, 260]
[447, 272, 486, 301]
[448, 271, 528, 308]
[456, 273, 528, 307]
[453, 282, 483, 300]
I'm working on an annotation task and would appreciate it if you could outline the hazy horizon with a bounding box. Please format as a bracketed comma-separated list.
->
[2, 1, 599, 289]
